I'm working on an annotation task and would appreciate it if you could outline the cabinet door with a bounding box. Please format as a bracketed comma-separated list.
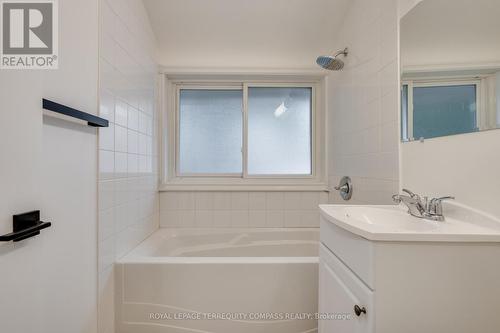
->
[319, 244, 374, 333]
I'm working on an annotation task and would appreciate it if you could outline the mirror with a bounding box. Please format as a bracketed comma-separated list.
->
[400, 0, 500, 142]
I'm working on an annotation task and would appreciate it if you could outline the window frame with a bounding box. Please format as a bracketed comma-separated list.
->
[161, 74, 327, 191]
[401, 78, 482, 141]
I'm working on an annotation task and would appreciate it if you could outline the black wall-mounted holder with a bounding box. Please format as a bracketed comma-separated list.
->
[42, 98, 109, 127]
[0, 211, 51, 242]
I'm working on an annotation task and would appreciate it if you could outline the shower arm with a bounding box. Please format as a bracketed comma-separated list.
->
[333, 48, 349, 57]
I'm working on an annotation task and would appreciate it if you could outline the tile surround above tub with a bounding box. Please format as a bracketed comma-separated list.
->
[327, 0, 400, 204]
[159, 191, 328, 228]
[97, 0, 159, 332]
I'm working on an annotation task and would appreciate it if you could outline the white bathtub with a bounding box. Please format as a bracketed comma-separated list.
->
[115, 228, 319, 333]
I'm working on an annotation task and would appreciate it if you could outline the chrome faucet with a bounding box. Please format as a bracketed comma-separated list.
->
[392, 189, 454, 221]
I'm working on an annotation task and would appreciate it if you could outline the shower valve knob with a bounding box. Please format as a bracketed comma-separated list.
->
[334, 184, 348, 191]
[354, 305, 366, 317]
[334, 176, 353, 201]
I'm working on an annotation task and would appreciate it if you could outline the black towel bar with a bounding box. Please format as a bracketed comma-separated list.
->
[0, 210, 52, 242]
[42, 98, 109, 127]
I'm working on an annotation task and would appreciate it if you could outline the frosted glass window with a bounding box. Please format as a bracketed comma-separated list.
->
[401, 84, 409, 141]
[248, 87, 312, 175]
[179, 89, 243, 174]
[413, 85, 477, 139]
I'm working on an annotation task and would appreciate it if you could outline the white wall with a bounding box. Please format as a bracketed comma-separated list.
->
[143, 0, 351, 69]
[398, 0, 423, 17]
[327, 0, 400, 204]
[401, 128, 500, 218]
[97, 0, 159, 332]
[0, 0, 99, 332]
[159, 191, 328, 228]
[400, 0, 500, 70]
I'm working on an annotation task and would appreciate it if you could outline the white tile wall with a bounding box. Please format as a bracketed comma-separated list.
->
[159, 191, 328, 228]
[327, 0, 400, 204]
[97, 0, 159, 332]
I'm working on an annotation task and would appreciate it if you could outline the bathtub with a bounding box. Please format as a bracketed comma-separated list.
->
[115, 228, 319, 333]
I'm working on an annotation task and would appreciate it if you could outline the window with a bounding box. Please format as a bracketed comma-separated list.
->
[401, 84, 409, 141]
[176, 85, 313, 177]
[162, 76, 327, 190]
[178, 89, 243, 175]
[247, 87, 312, 175]
[401, 80, 480, 141]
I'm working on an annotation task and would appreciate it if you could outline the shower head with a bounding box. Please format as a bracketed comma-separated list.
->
[316, 48, 348, 70]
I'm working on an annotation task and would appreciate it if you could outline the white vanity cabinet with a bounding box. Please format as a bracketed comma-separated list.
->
[318, 209, 500, 333]
[319, 218, 375, 333]
[319, 244, 373, 332]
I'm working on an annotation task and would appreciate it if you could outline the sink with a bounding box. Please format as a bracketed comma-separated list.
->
[319, 202, 500, 242]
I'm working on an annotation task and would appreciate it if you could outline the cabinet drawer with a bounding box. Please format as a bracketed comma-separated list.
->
[320, 216, 375, 289]
[319, 244, 374, 333]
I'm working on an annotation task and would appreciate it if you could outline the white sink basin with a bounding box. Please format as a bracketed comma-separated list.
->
[319, 202, 500, 242]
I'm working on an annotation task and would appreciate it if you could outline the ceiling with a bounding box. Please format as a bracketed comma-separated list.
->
[142, 0, 351, 69]
[401, 0, 500, 71]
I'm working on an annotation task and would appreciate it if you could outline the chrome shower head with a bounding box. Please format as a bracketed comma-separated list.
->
[316, 48, 348, 70]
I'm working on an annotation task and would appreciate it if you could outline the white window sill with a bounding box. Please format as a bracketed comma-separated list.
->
[159, 183, 329, 192]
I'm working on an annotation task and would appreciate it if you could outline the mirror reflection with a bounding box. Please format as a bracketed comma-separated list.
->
[400, 0, 500, 142]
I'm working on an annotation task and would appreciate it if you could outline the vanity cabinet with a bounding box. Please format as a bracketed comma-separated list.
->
[319, 244, 373, 332]
[319, 215, 500, 333]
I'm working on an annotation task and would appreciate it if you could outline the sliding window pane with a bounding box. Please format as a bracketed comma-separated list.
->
[179, 89, 242, 174]
[401, 84, 409, 141]
[413, 85, 477, 139]
[248, 87, 312, 175]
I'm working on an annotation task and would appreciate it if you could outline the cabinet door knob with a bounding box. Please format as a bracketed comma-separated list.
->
[354, 305, 366, 316]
